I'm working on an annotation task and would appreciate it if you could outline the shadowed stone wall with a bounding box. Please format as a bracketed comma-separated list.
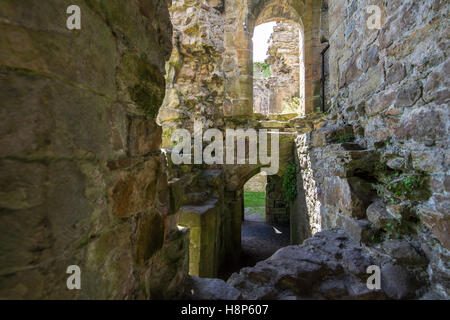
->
[291, 0, 449, 298]
[266, 175, 290, 223]
[0, 0, 189, 299]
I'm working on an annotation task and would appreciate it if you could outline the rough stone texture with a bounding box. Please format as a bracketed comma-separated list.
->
[228, 229, 391, 300]
[290, 0, 450, 298]
[3, 0, 448, 301]
[155, 0, 327, 279]
[366, 200, 399, 228]
[380, 263, 420, 300]
[185, 275, 241, 300]
[223, 0, 323, 116]
[227, 229, 433, 300]
[266, 175, 290, 223]
[0, 0, 189, 299]
[158, 0, 225, 134]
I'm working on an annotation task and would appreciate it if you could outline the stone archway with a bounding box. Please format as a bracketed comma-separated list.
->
[222, 0, 324, 117]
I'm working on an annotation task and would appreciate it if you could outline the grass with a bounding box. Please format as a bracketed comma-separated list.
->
[244, 192, 266, 207]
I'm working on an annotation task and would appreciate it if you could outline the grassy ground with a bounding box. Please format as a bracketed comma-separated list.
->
[244, 192, 266, 219]
[244, 192, 266, 207]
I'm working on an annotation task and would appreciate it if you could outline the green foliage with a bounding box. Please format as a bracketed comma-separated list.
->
[244, 192, 266, 207]
[368, 227, 385, 244]
[387, 174, 425, 198]
[282, 163, 298, 202]
[253, 62, 271, 78]
[368, 218, 409, 243]
[335, 133, 355, 143]
[371, 171, 429, 204]
[383, 219, 408, 240]
[374, 161, 387, 174]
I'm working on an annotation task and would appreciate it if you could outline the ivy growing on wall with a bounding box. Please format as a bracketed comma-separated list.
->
[282, 163, 297, 202]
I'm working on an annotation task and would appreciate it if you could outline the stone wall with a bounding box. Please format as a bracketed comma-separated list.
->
[158, 0, 225, 133]
[0, 0, 189, 299]
[221, 0, 323, 116]
[266, 175, 290, 224]
[266, 21, 301, 114]
[291, 0, 449, 298]
[253, 77, 271, 114]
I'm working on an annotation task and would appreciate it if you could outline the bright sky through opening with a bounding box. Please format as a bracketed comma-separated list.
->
[252, 22, 276, 62]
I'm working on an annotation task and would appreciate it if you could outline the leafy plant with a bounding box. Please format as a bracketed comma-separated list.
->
[282, 163, 298, 202]
[368, 227, 385, 244]
[253, 62, 271, 78]
[372, 171, 429, 204]
[383, 219, 408, 240]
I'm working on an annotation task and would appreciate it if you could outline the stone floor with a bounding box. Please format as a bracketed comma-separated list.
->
[218, 213, 290, 280]
[240, 219, 291, 268]
[244, 206, 265, 222]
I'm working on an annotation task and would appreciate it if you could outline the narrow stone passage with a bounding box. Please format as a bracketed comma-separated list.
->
[219, 210, 290, 280]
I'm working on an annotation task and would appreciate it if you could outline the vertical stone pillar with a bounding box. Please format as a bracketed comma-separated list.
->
[302, 1, 323, 114]
[179, 199, 220, 278]
[223, 0, 253, 117]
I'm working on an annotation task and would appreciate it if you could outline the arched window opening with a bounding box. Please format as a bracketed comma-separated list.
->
[252, 20, 305, 115]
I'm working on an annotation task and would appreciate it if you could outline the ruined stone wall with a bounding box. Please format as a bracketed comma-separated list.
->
[266, 21, 301, 114]
[223, 0, 323, 116]
[266, 175, 290, 224]
[293, 0, 449, 298]
[253, 77, 271, 114]
[222, 0, 254, 117]
[158, 0, 225, 133]
[0, 0, 189, 299]
[157, 0, 244, 278]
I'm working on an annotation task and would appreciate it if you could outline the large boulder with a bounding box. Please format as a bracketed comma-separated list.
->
[227, 229, 386, 300]
[381, 263, 420, 300]
[366, 200, 399, 228]
[185, 276, 241, 300]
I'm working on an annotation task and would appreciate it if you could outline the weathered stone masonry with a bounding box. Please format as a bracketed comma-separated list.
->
[291, 0, 450, 298]
[0, 0, 449, 300]
[0, 0, 188, 299]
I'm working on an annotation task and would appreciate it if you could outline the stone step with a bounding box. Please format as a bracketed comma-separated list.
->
[259, 120, 288, 129]
[180, 198, 219, 216]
